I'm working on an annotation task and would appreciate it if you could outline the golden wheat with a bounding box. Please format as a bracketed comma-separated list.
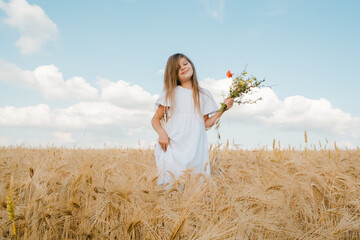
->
[1, 145, 360, 239]
[6, 175, 16, 237]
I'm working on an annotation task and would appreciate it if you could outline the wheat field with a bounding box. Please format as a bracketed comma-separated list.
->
[1, 142, 360, 239]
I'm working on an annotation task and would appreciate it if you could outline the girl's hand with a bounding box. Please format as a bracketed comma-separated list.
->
[224, 97, 234, 111]
[158, 131, 170, 152]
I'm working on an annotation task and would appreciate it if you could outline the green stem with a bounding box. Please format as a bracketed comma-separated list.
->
[218, 103, 227, 113]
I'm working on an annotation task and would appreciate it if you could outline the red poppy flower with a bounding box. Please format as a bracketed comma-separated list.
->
[226, 70, 233, 78]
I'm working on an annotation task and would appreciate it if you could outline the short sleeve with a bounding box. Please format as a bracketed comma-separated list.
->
[200, 88, 218, 116]
[155, 91, 170, 107]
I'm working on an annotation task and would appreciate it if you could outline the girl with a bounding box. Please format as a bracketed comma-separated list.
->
[151, 53, 234, 185]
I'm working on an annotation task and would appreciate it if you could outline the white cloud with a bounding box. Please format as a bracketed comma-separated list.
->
[198, 0, 225, 22]
[0, 59, 99, 100]
[0, 73, 358, 147]
[157, 69, 164, 75]
[200, 77, 360, 137]
[0, 59, 161, 137]
[0, 58, 36, 86]
[33, 65, 99, 100]
[200, 77, 230, 102]
[0, 0, 58, 54]
[0, 59, 164, 108]
[263, 96, 360, 136]
[0, 104, 52, 127]
[54, 101, 152, 130]
[200, 77, 281, 118]
[0, 102, 153, 132]
[336, 141, 357, 150]
[99, 78, 158, 111]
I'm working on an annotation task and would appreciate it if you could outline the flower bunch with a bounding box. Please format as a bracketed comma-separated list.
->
[218, 69, 265, 112]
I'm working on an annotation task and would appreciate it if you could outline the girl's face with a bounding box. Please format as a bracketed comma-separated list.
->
[178, 57, 194, 84]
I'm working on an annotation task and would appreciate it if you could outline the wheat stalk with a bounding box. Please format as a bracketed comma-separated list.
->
[7, 175, 16, 237]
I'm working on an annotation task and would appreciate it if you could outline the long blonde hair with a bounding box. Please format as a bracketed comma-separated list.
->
[163, 53, 201, 120]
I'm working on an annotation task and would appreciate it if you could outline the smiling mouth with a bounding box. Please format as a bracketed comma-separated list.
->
[182, 70, 189, 74]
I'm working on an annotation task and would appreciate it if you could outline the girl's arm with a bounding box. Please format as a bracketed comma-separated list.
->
[204, 97, 234, 129]
[151, 105, 170, 152]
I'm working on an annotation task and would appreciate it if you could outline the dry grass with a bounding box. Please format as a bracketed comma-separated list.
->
[1, 144, 360, 239]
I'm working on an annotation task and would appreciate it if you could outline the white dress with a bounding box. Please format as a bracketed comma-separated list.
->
[154, 86, 218, 185]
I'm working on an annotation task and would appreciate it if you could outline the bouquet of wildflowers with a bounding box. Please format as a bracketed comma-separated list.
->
[218, 69, 265, 112]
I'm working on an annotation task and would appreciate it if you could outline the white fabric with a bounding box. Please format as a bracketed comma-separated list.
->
[154, 86, 218, 185]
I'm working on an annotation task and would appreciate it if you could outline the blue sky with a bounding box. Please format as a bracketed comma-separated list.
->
[0, 0, 359, 149]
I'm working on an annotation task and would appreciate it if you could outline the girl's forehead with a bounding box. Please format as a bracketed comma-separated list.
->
[179, 57, 188, 64]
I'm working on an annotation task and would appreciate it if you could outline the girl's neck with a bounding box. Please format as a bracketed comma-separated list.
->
[180, 81, 192, 90]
